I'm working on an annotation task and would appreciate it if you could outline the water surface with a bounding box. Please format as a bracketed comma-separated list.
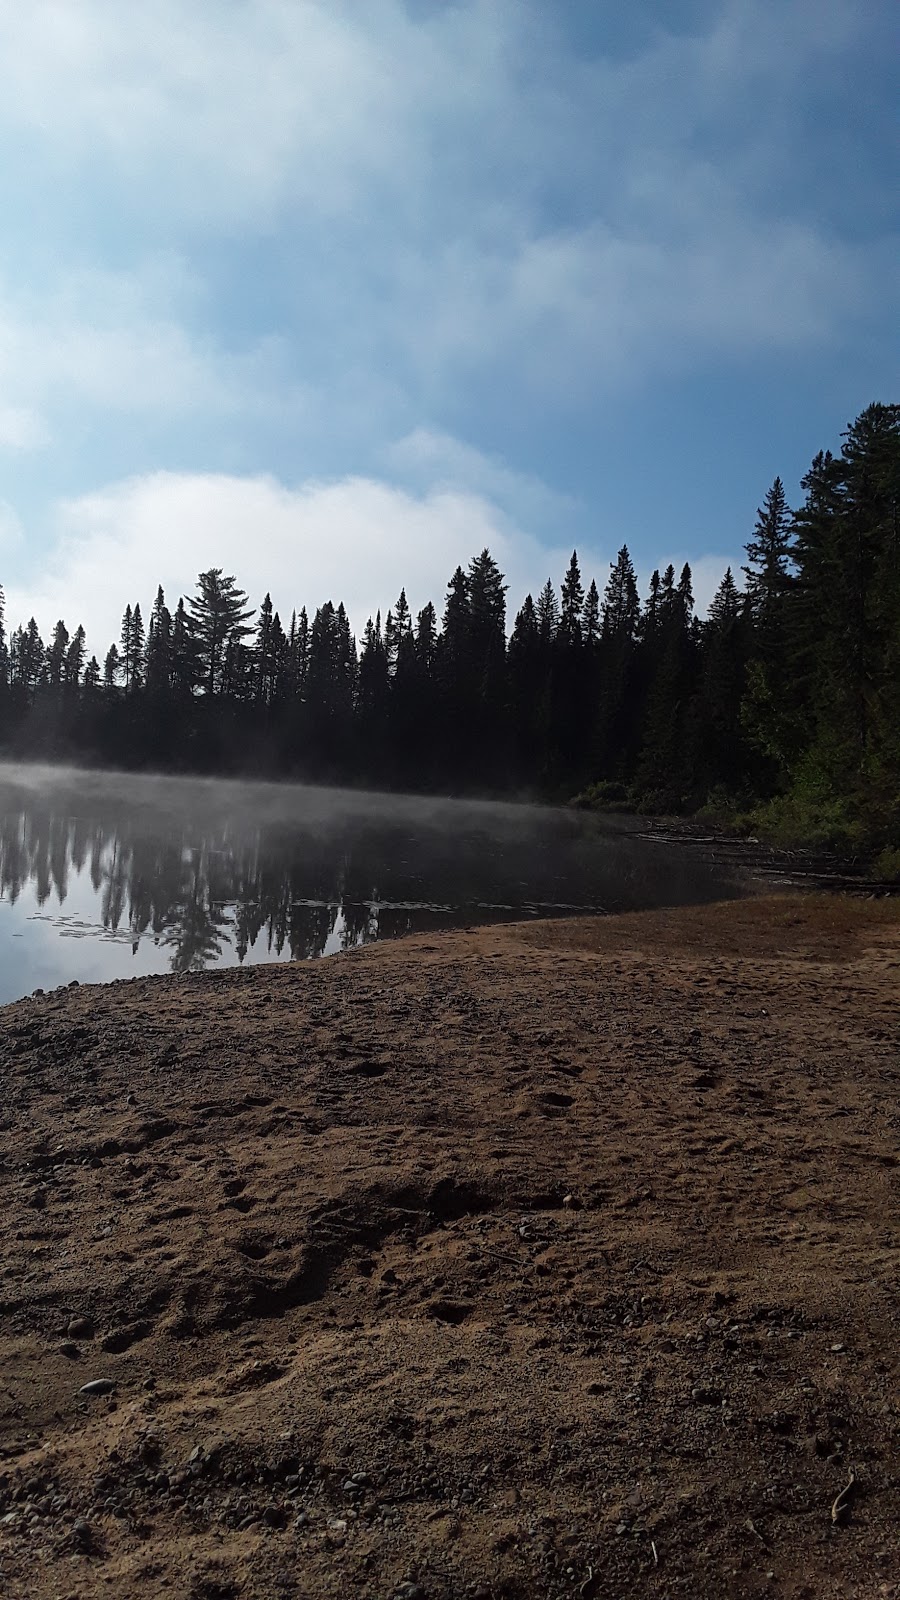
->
[0, 765, 744, 1005]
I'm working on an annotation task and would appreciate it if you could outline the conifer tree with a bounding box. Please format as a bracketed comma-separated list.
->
[582, 579, 600, 647]
[146, 586, 173, 697]
[47, 621, 70, 690]
[187, 570, 255, 697]
[130, 604, 145, 692]
[119, 605, 134, 691]
[103, 643, 121, 691]
[0, 585, 8, 692]
[559, 551, 584, 646]
[64, 626, 86, 691]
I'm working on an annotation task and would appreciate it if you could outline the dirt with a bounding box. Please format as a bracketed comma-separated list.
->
[0, 893, 897, 1600]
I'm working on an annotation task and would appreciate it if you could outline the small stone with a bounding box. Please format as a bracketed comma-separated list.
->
[79, 1378, 115, 1396]
[67, 1318, 93, 1339]
[58, 1342, 81, 1359]
[562, 1193, 581, 1209]
[72, 1517, 93, 1547]
[125, 1092, 137, 1106]
[830, 1343, 845, 1353]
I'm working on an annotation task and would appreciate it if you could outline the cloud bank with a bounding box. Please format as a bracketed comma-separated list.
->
[5, 467, 731, 659]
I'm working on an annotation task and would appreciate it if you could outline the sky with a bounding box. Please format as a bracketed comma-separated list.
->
[0, 0, 897, 658]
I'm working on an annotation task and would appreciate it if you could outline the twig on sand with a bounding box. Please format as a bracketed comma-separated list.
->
[480, 1245, 530, 1268]
[831, 1467, 856, 1526]
[651, 1540, 659, 1567]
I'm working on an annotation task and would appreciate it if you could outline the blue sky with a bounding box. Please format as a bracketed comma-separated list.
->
[0, 0, 897, 655]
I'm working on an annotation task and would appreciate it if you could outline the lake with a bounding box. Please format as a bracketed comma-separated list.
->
[0, 764, 744, 1006]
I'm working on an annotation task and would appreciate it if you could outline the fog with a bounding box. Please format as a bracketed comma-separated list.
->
[0, 763, 744, 1004]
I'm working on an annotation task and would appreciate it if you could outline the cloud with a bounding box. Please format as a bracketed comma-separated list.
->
[384, 429, 579, 536]
[0, 263, 310, 458]
[4, 463, 740, 657]
[4, 469, 582, 658]
[0, 0, 881, 412]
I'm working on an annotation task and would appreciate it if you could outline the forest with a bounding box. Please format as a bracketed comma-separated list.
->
[1, 402, 898, 850]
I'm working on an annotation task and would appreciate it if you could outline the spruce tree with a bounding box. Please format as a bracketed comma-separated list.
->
[64, 626, 86, 690]
[119, 605, 134, 691]
[559, 551, 584, 646]
[47, 621, 70, 690]
[103, 643, 121, 691]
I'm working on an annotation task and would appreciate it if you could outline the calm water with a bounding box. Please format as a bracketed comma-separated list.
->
[0, 764, 744, 1005]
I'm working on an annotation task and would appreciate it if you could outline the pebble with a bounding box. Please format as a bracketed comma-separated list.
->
[79, 1378, 115, 1396]
[67, 1318, 93, 1339]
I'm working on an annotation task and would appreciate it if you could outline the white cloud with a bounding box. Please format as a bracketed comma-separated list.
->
[4, 464, 740, 656]
[0, 403, 45, 452]
[0, 0, 877, 403]
[0, 264, 307, 454]
[385, 428, 579, 534]
[4, 469, 583, 658]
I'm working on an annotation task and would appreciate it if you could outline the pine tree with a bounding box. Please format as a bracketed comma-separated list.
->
[187, 570, 255, 697]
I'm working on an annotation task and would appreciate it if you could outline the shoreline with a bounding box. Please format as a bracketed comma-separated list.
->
[0, 895, 897, 1598]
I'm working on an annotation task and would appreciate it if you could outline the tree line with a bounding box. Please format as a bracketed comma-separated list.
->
[1, 402, 898, 840]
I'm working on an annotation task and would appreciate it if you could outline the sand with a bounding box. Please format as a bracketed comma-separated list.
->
[0, 894, 897, 1599]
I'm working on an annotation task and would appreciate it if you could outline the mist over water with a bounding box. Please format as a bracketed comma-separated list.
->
[0, 764, 744, 1005]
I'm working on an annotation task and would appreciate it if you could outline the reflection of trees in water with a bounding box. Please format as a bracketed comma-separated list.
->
[0, 796, 737, 976]
[0, 808, 424, 971]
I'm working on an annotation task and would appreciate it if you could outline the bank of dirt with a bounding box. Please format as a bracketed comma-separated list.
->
[0, 895, 897, 1600]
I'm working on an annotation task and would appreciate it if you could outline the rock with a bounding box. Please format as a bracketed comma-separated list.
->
[67, 1318, 93, 1339]
[79, 1379, 116, 1397]
[563, 1193, 581, 1209]
[58, 1342, 81, 1360]
[72, 1517, 93, 1547]
[690, 1386, 722, 1406]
